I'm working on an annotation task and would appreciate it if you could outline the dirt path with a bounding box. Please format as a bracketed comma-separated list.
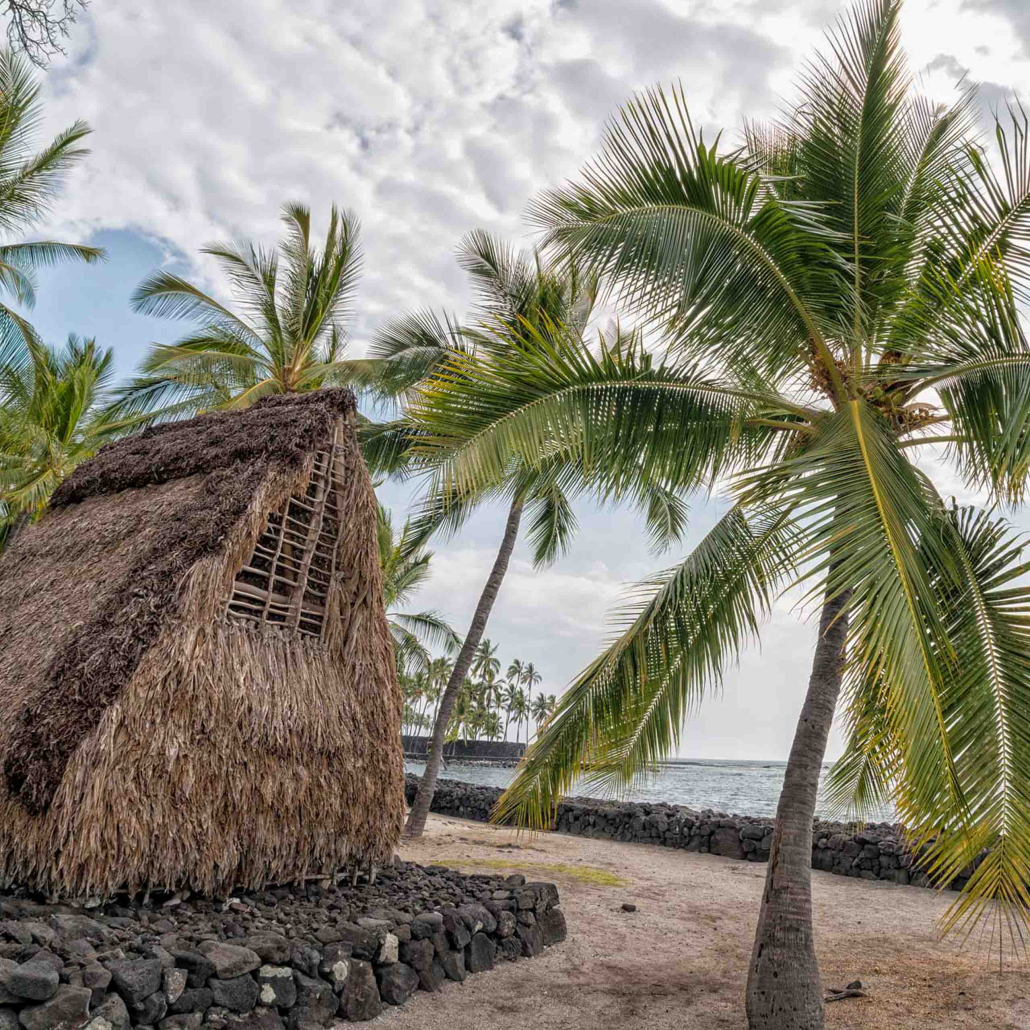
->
[373, 813, 1027, 1030]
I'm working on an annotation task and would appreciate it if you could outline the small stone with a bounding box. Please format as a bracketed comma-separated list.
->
[159, 1017, 202, 1030]
[409, 913, 442, 941]
[282, 948, 313, 981]
[504, 874, 526, 887]
[82, 964, 111, 1006]
[233, 1014, 283, 1030]
[439, 950, 466, 983]
[466, 934, 495, 974]
[239, 938, 289, 966]
[196, 945, 260, 981]
[49, 918, 105, 941]
[90, 995, 129, 1030]
[315, 946, 350, 992]
[21, 927, 55, 949]
[340, 961, 380, 1023]
[18, 985, 91, 1030]
[144, 949, 174, 972]
[441, 913, 470, 951]
[354, 919, 390, 933]
[256, 968, 295, 1010]
[168, 989, 212, 1016]
[397, 941, 433, 974]
[8, 959, 60, 1002]
[494, 912, 516, 939]
[496, 937, 521, 963]
[208, 976, 258, 1013]
[168, 953, 215, 991]
[375, 935, 398, 966]
[61, 942, 96, 964]
[163, 970, 187, 1006]
[621, 903, 637, 913]
[1, 1011, 19, 1030]
[332, 926, 375, 961]
[0, 924, 33, 948]
[539, 908, 567, 947]
[417, 960, 445, 994]
[131, 992, 167, 1026]
[374, 963, 418, 1006]
[0, 958, 21, 1004]
[517, 923, 544, 958]
[107, 959, 162, 1006]
[290, 974, 332, 1011]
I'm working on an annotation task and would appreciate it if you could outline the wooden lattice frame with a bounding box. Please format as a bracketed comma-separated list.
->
[225, 427, 343, 639]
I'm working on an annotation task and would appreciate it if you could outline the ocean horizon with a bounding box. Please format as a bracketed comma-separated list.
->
[406, 756, 896, 823]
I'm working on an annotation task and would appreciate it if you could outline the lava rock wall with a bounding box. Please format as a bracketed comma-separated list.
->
[0, 862, 566, 1030]
[401, 737, 526, 762]
[407, 774, 979, 892]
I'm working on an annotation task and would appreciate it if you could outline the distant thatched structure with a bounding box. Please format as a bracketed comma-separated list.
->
[0, 389, 404, 896]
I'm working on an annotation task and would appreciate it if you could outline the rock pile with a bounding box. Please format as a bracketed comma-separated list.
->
[407, 774, 972, 892]
[0, 860, 566, 1030]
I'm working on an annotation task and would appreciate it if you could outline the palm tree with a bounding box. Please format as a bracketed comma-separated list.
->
[0, 47, 103, 373]
[521, 662, 542, 726]
[472, 638, 501, 682]
[377, 503, 460, 673]
[479, 666, 503, 713]
[529, 693, 550, 736]
[482, 711, 502, 742]
[391, 233, 686, 837]
[500, 681, 521, 742]
[508, 688, 528, 748]
[114, 203, 369, 423]
[507, 659, 525, 686]
[407, 4, 1030, 1025]
[0, 335, 116, 548]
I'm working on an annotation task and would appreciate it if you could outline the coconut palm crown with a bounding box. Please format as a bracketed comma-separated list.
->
[405, 1, 1030, 1025]
[114, 203, 367, 422]
[0, 46, 103, 365]
[0, 335, 116, 547]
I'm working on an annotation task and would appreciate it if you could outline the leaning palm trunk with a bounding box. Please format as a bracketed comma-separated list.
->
[404, 498, 523, 837]
[747, 585, 852, 1030]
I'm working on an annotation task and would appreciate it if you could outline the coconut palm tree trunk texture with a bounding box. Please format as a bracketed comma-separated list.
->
[404, 497, 524, 838]
[746, 585, 852, 1030]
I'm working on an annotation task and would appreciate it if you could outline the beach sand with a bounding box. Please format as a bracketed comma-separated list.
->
[380, 812, 1028, 1030]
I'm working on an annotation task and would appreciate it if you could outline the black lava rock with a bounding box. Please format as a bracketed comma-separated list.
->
[375, 963, 419, 1006]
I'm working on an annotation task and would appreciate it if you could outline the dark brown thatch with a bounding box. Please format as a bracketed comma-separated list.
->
[0, 389, 405, 896]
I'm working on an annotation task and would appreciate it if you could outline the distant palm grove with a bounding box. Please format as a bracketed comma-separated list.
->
[5, 3, 1030, 1029]
[400, 643, 555, 744]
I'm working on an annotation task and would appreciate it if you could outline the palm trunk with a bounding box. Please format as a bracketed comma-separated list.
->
[745, 584, 852, 1030]
[405, 497, 524, 837]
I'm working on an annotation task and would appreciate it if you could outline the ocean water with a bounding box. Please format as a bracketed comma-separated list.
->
[406, 757, 896, 823]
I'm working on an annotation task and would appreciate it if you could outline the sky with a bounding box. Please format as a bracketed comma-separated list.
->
[16, 0, 1030, 760]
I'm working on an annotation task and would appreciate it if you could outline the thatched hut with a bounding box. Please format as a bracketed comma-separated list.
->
[0, 389, 405, 897]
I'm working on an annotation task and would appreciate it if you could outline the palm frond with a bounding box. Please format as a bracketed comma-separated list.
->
[528, 82, 841, 387]
[494, 505, 799, 827]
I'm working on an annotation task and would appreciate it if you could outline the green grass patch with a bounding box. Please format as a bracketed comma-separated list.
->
[433, 857, 627, 887]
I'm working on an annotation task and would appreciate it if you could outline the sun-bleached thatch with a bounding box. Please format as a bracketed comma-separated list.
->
[0, 389, 404, 896]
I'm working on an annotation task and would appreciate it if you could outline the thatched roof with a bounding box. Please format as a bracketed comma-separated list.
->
[0, 389, 405, 895]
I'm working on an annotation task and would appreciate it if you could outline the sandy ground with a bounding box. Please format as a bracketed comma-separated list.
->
[371, 812, 1029, 1030]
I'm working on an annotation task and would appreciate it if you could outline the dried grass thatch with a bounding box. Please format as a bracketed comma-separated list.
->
[0, 389, 405, 896]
